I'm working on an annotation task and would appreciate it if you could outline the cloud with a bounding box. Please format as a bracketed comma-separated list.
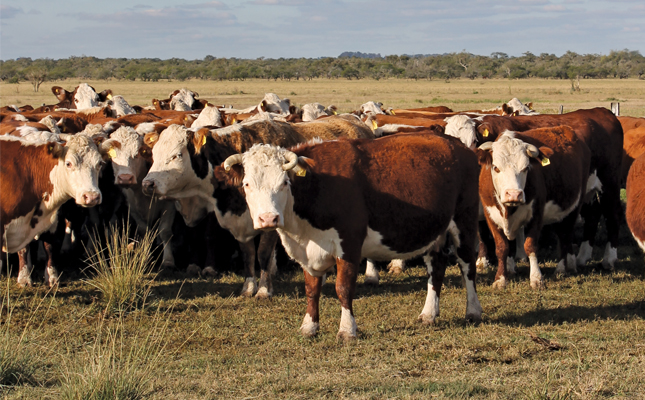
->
[544, 4, 567, 11]
[0, 5, 23, 19]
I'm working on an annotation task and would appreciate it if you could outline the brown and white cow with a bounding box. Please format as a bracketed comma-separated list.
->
[619, 116, 645, 186]
[477, 127, 591, 289]
[51, 83, 111, 110]
[141, 116, 374, 297]
[101, 126, 176, 269]
[224, 132, 483, 340]
[626, 152, 645, 253]
[474, 108, 623, 270]
[1, 133, 104, 286]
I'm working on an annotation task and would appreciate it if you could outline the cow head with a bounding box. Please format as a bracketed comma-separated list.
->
[476, 131, 553, 206]
[259, 93, 291, 115]
[501, 98, 538, 116]
[444, 115, 477, 149]
[55, 134, 104, 207]
[141, 125, 211, 199]
[223, 144, 311, 230]
[51, 83, 106, 110]
[101, 126, 150, 187]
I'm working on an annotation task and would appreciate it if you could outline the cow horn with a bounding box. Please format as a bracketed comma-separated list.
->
[478, 142, 493, 151]
[282, 151, 299, 171]
[526, 144, 539, 158]
[223, 154, 243, 171]
[58, 134, 73, 142]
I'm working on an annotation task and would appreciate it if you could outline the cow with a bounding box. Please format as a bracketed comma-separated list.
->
[141, 116, 374, 298]
[474, 108, 623, 270]
[222, 132, 483, 340]
[301, 103, 337, 122]
[100, 126, 177, 270]
[391, 106, 454, 114]
[626, 152, 645, 253]
[619, 116, 645, 186]
[477, 127, 591, 289]
[152, 88, 207, 111]
[1, 133, 104, 286]
[51, 83, 111, 110]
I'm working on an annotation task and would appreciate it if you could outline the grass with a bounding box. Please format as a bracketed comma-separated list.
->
[1, 79, 645, 398]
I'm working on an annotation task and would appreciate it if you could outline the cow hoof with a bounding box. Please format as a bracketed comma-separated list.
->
[127, 242, 136, 252]
[387, 259, 404, 275]
[530, 279, 545, 290]
[201, 267, 217, 278]
[186, 264, 201, 277]
[336, 330, 357, 342]
[240, 278, 256, 297]
[418, 313, 437, 325]
[476, 257, 489, 274]
[363, 276, 379, 286]
[255, 286, 272, 300]
[492, 277, 507, 290]
[17, 280, 33, 288]
[300, 315, 319, 337]
[465, 313, 482, 324]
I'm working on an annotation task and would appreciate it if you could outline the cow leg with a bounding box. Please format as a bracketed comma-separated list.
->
[506, 239, 518, 276]
[476, 229, 490, 274]
[239, 240, 257, 297]
[335, 258, 358, 341]
[256, 231, 279, 299]
[452, 231, 483, 323]
[300, 270, 322, 337]
[600, 183, 621, 270]
[159, 206, 176, 271]
[387, 259, 405, 275]
[577, 199, 601, 266]
[491, 229, 510, 289]
[515, 229, 528, 261]
[419, 250, 447, 324]
[524, 236, 543, 289]
[555, 212, 579, 276]
[364, 259, 379, 285]
[17, 246, 34, 287]
[42, 240, 60, 287]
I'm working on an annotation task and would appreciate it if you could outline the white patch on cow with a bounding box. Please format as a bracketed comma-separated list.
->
[576, 240, 593, 266]
[191, 105, 222, 129]
[360, 101, 384, 116]
[585, 170, 603, 202]
[632, 235, 645, 252]
[506, 257, 517, 275]
[38, 116, 61, 134]
[81, 124, 105, 138]
[388, 258, 405, 274]
[259, 93, 290, 114]
[44, 263, 59, 287]
[278, 224, 343, 277]
[528, 253, 543, 288]
[338, 307, 357, 339]
[12, 114, 29, 122]
[301, 103, 328, 121]
[419, 254, 439, 324]
[488, 131, 533, 205]
[364, 260, 379, 284]
[300, 313, 319, 337]
[1, 131, 58, 144]
[602, 243, 617, 270]
[543, 195, 580, 225]
[476, 256, 489, 272]
[373, 124, 418, 137]
[16, 125, 45, 138]
[170, 88, 196, 110]
[444, 115, 477, 149]
[240, 277, 257, 296]
[4, 206, 58, 254]
[485, 201, 534, 240]
[212, 119, 267, 136]
[216, 208, 257, 243]
[135, 122, 156, 135]
[16, 249, 34, 287]
[110, 95, 136, 117]
[505, 98, 539, 115]
[492, 274, 507, 289]
[74, 83, 100, 109]
[362, 227, 445, 263]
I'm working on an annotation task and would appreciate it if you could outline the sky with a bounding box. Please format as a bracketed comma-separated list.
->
[1, 0, 643, 60]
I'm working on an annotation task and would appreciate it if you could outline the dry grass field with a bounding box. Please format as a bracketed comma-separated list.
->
[2, 78, 645, 400]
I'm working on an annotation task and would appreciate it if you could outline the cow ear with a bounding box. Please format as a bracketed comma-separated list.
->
[526, 102, 533, 110]
[431, 124, 445, 135]
[47, 142, 64, 158]
[477, 123, 492, 139]
[213, 164, 244, 188]
[192, 128, 209, 154]
[538, 146, 554, 160]
[192, 91, 199, 98]
[288, 157, 315, 178]
[52, 86, 69, 102]
[98, 89, 113, 102]
[152, 99, 161, 109]
[475, 142, 493, 166]
[144, 132, 160, 148]
[501, 103, 511, 116]
[289, 105, 298, 115]
[139, 144, 153, 162]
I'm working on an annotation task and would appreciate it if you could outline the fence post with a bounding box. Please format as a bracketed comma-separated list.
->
[611, 102, 620, 116]
[559, 105, 564, 114]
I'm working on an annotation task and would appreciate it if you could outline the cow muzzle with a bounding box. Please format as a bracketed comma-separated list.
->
[79, 191, 101, 207]
[256, 213, 280, 230]
[116, 173, 137, 186]
[142, 179, 156, 196]
[502, 189, 525, 206]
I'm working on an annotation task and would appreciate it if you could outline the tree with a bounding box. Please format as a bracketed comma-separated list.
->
[25, 66, 48, 92]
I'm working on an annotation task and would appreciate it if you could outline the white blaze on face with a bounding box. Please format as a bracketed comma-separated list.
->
[444, 115, 477, 149]
[360, 101, 384, 116]
[170, 88, 196, 110]
[301, 103, 327, 121]
[241, 144, 292, 230]
[259, 93, 291, 114]
[489, 132, 532, 205]
[54, 135, 103, 206]
[506, 98, 538, 115]
[191, 105, 222, 128]
[110, 95, 136, 117]
[145, 125, 206, 198]
[73, 83, 100, 109]
[105, 127, 145, 184]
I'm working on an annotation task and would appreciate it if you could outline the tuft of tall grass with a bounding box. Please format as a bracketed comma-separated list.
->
[84, 224, 159, 314]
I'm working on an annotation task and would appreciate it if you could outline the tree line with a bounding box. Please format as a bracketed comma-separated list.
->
[1, 50, 643, 92]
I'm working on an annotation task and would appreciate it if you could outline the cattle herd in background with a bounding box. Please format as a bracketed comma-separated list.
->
[1, 83, 645, 339]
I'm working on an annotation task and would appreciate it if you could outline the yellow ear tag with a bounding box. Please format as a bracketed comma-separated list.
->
[107, 94, 113, 100]
[232, 118, 237, 124]
[296, 168, 306, 177]
[201, 135, 207, 146]
[541, 157, 550, 167]
[371, 120, 378, 130]
[108, 148, 117, 159]
[483, 128, 489, 137]
[390, 110, 396, 115]
[332, 110, 338, 115]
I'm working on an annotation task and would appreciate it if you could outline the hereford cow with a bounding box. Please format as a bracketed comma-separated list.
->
[51, 83, 111, 110]
[477, 127, 591, 289]
[223, 133, 483, 340]
[626, 152, 645, 253]
[619, 116, 645, 186]
[0, 133, 104, 286]
[474, 108, 623, 270]
[141, 116, 374, 298]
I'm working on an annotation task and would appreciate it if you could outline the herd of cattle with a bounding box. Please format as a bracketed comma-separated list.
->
[1, 83, 645, 339]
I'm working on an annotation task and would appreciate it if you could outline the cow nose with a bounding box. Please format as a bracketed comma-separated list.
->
[81, 191, 101, 207]
[117, 173, 136, 185]
[503, 189, 524, 205]
[142, 180, 155, 196]
[258, 213, 280, 229]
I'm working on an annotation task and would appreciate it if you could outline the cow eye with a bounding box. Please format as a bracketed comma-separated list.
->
[492, 165, 500, 173]
[65, 161, 73, 169]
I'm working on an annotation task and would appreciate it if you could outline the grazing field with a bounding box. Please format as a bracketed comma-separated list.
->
[2, 78, 645, 399]
[1, 77, 645, 117]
